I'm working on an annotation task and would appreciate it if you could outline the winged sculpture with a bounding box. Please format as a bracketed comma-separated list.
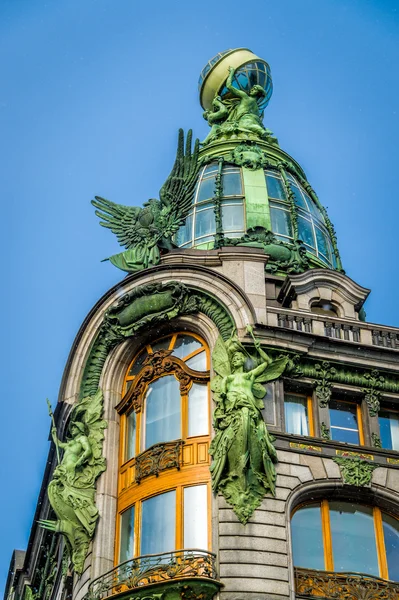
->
[92, 129, 201, 273]
[39, 389, 107, 574]
[210, 326, 288, 523]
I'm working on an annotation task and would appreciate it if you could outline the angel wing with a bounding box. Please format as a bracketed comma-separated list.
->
[158, 129, 201, 237]
[252, 356, 289, 399]
[91, 196, 143, 249]
[211, 335, 231, 379]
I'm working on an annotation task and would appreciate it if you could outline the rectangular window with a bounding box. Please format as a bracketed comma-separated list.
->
[141, 491, 176, 555]
[329, 399, 362, 445]
[126, 411, 136, 461]
[120, 506, 135, 563]
[183, 485, 208, 548]
[378, 409, 399, 451]
[284, 393, 312, 436]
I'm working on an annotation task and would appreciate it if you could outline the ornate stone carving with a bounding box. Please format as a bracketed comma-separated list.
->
[229, 142, 269, 170]
[313, 361, 336, 407]
[92, 130, 202, 274]
[333, 456, 377, 486]
[135, 440, 184, 484]
[81, 281, 233, 398]
[362, 370, 385, 416]
[210, 326, 288, 524]
[39, 390, 107, 574]
[372, 432, 382, 449]
[320, 422, 330, 441]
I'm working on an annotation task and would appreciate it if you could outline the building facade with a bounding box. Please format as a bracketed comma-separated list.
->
[6, 48, 399, 600]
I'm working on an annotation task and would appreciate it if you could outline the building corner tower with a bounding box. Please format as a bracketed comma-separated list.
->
[5, 48, 399, 600]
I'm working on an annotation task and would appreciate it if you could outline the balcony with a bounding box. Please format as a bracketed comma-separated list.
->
[86, 550, 221, 600]
[295, 567, 399, 600]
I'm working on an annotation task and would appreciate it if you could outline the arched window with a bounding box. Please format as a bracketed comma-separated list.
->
[116, 333, 211, 563]
[291, 500, 399, 581]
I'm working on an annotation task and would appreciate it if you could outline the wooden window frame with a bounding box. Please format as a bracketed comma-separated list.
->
[115, 332, 212, 565]
[291, 501, 396, 580]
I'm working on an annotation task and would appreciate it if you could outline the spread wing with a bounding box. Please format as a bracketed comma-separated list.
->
[252, 357, 289, 400]
[158, 129, 201, 237]
[91, 196, 142, 249]
[211, 335, 231, 379]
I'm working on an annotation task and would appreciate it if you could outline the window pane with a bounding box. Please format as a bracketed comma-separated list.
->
[197, 177, 215, 203]
[144, 376, 181, 449]
[382, 513, 399, 581]
[141, 491, 176, 555]
[270, 206, 293, 237]
[306, 195, 325, 222]
[315, 226, 331, 262]
[186, 350, 206, 371]
[266, 174, 286, 200]
[176, 213, 193, 246]
[261, 382, 276, 425]
[150, 337, 172, 353]
[195, 208, 216, 239]
[221, 203, 244, 232]
[379, 411, 399, 451]
[291, 505, 324, 570]
[329, 400, 359, 445]
[284, 395, 309, 436]
[126, 411, 136, 461]
[173, 335, 203, 360]
[120, 506, 134, 563]
[128, 348, 148, 376]
[329, 502, 379, 576]
[223, 172, 242, 196]
[188, 383, 208, 437]
[298, 215, 315, 248]
[184, 485, 208, 549]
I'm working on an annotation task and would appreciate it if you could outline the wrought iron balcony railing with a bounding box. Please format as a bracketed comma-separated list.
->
[87, 549, 219, 600]
[295, 566, 399, 600]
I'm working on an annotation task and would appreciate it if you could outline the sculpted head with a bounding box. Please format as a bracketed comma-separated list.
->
[70, 422, 85, 437]
[249, 85, 266, 98]
[231, 351, 246, 370]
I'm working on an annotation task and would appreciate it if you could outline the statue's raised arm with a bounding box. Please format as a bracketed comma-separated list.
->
[226, 66, 248, 98]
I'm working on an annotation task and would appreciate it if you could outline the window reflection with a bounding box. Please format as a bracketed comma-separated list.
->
[379, 410, 399, 451]
[184, 485, 208, 548]
[143, 376, 181, 449]
[141, 491, 176, 555]
[188, 383, 208, 437]
[329, 400, 360, 445]
[120, 506, 135, 562]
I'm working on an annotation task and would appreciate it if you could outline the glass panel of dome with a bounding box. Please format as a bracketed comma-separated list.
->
[291, 504, 324, 570]
[315, 226, 331, 262]
[297, 215, 315, 248]
[329, 503, 379, 576]
[382, 513, 399, 581]
[195, 208, 216, 239]
[270, 203, 293, 238]
[266, 173, 286, 200]
[221, 204, 244, 232]
[188, 383, 208, 437]
[203, 164, 218, 176]
[141, 491, 176, 555]
[197, 177, 216, 203]
[176, 214, 193, 246]
[223, 172, 242, 196]
[173, 335, 203, 359]
[290, 184, 308, 211]
[186, 350, 206, 371]
[306, 194, 325, 222]
[126, 411, 136, 461]
[143, 376, 181, 449]
[120, 506, 135, 563]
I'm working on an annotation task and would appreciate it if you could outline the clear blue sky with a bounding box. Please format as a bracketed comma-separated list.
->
[1, 0, 399, 593]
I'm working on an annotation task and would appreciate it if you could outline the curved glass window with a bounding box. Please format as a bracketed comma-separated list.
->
[175, 163, 245, 248]
[291, 500, 399, 580]
[265, 169, 337, 269]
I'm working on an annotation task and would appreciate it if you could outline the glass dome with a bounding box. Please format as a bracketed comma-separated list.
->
[176, 162, 338, 270]
[219, 61, 273, 112]
[198, 50, 233, 90]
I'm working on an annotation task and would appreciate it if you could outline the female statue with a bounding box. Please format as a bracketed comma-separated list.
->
[210, 326, 287, 523]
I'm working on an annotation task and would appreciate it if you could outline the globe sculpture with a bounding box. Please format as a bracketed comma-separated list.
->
[199, 48, 273, 113]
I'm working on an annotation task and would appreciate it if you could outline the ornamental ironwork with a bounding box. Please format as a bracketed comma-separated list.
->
[87, 550, 219, 600]
[295, 567, 399, 600]
[135, 440, 184, 483]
